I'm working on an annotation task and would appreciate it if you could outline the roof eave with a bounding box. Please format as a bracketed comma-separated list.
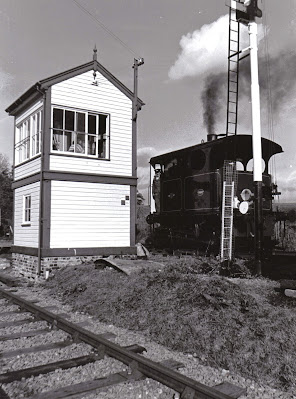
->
[6, 59, 144, 116]
[5, 83, 43, 116]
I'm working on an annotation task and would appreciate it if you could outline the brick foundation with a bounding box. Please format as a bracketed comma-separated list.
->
[11, 253, 115, 280]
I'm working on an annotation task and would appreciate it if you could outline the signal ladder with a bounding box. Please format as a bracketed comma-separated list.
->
[226, 7, 240, 136]
[220, 161, 237, 261]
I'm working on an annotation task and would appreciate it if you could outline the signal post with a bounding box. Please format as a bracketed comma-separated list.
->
[226, 0, 263, 274]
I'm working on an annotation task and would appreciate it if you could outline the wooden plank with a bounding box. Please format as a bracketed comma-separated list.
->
[161, 358, 185, 371]
[0, 354, 100, 384]
[213, 382, 247, 398]
[0, 328, 51, 342]
[0, 309, 29, 316]
[29, 371, 129, 399]
[0, 317, 35, 329]
[0, 332, 115, 359]
[28, 358, 185, 399]
[0, 340, 72, 359]
[123, 344, 146, 354]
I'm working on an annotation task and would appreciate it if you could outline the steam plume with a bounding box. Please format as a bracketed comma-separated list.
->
[200, 50, 296, 134]
[168, 15, 229, 80]
[201, 73, 225, 134]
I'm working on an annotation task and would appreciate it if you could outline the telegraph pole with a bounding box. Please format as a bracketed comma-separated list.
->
[132, 57, 144, 245]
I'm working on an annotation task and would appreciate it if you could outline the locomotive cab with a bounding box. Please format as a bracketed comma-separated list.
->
[148, 134, 282, 253]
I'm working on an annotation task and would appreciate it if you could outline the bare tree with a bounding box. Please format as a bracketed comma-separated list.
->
[0, 154, 13, 237]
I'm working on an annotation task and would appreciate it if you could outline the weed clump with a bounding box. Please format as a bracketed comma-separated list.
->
[45, 258, 296, 392]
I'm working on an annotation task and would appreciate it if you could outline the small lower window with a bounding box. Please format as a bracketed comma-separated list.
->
[23, 195, 31, 224]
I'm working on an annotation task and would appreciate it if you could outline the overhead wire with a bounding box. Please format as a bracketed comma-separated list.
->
[71, 0, 141, 59]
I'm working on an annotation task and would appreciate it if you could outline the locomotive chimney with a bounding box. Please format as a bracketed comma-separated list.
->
[207, 133, 217, 141]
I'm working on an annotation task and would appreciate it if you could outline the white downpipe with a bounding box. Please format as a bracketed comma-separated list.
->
[248, 21, 262, 182]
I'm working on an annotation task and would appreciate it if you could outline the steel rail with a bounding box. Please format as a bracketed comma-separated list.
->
[0, 287, 239, 399]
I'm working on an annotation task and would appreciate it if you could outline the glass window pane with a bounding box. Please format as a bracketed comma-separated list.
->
[99, 115, 107, 158]
[37, 112, 40, 153]
[88, 115, 96, 134]
[65, 132, 73, 151]
[53, 108, 63, 129]
[53, 131, 63, 151]
[87, 135, 96, 155]
[77, 113, 85, 132]
[77, 133, 85, 153]
[65, 110, 74, 131]
[26, 120, 30, 159]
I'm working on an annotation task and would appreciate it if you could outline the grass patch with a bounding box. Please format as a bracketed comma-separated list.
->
[45, 258, 296, 392]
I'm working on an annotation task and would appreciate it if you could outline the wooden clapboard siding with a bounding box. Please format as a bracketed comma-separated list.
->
[50, 70, 132, 176]
[50, 181, 130, 248]
[14, 157, 41, 181]
[15, 100, 43, 125]
[14, 182, 40, 247]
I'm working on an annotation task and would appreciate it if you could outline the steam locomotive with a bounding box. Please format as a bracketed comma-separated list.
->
[146, 134, 282, 255]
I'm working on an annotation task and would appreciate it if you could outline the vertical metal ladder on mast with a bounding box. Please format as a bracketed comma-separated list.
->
[220, 161, 237, 261]
[226, 7, 240, 136]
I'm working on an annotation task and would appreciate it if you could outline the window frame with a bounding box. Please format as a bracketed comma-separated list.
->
[15, 109, 42, 166]
[22, 195, 31, 226]
[51, 106, 110, 160]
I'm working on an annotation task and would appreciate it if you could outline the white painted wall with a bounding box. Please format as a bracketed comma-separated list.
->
[14, 182, 40, 247]
[50, 70, 133, 176]
[50, 181, 130, 248]
[14, 157, 41, 181]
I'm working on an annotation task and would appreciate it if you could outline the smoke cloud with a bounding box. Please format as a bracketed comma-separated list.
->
[168, 15, 229, 80]
[168, 14, 266, 134]
[201, 73, 226, 134]
[200, 50, 296, 134]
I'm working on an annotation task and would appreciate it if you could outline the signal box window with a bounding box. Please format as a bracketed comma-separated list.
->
[15, 109, 42, 165]
[23, 195, 31, 225]
[52, 107, 110, 159]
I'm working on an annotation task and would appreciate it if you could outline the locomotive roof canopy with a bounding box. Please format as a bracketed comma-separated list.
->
[6, 59, 145, 116]
[150, 134, 283, 170]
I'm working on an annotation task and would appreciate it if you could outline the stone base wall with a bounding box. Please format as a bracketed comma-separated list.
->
[11, 253, 113, 280]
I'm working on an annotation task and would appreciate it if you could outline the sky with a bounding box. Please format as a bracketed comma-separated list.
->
[0, 0, 295, 203]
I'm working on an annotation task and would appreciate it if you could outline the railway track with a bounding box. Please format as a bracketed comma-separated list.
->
[0, 278, 247, 399]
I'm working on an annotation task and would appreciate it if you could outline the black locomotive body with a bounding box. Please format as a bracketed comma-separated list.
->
[147, 134, 283, 254]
